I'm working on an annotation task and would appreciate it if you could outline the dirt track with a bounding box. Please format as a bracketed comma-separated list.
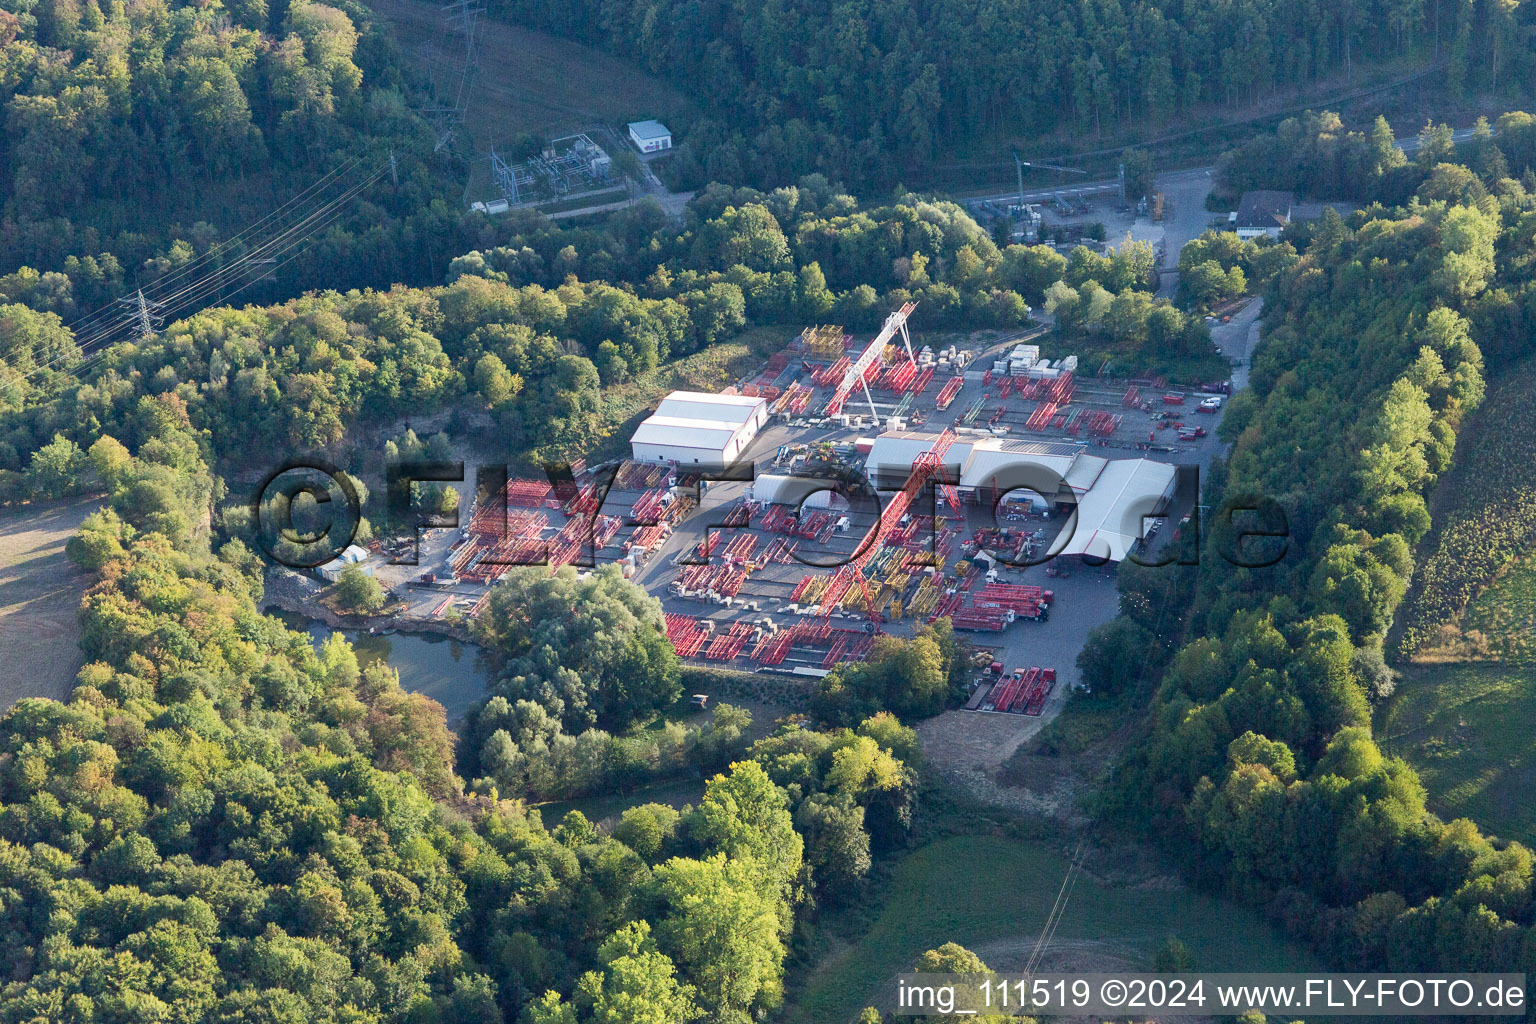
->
[0, 497, 100, 710]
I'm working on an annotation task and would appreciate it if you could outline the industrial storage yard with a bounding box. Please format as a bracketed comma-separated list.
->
[371, 299, 1258, 730]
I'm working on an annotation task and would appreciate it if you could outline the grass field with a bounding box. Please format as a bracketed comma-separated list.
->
[366, 0, 695, 144]
[1395, 359, 1536, 660]
[1460, 554, 1536, 663]
[1379, 662, 1536, 845]
[785, 834, 1318, 1024]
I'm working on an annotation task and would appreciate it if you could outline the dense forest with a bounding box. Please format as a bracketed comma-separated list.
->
[1091, 114, 1536, 970]
[5, 0, 1536, 995]
[490, 0, 1534, 189]
[0, 176, 1222, 495]
[0, 0, 495, 318]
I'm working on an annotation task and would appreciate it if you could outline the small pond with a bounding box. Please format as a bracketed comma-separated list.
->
[266, 608, 494, 725]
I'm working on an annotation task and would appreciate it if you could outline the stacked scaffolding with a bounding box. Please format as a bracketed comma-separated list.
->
[775, 383, 815, 415]
[799, 324, 848, 360]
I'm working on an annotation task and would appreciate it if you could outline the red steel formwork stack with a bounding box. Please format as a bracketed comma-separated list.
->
[505, 478, 555, 508]
[876, 359, 917, 393]
[630, 488, 665, 523]
[1084, 411, 1123, 436]
[562, 480, 602, 518]
[973, 582, 1053, 620]
[722, 533, 757, 563]
[949, 605, 1010, 631]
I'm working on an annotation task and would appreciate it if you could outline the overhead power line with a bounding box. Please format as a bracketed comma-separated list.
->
[6, 159, 388, 396]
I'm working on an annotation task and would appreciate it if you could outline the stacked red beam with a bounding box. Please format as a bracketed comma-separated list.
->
[987, 670, 1025, 711]
[910, 366, 934, 394]
[630, 524, 666, 550]
[630, 488, 664, 522]
[562, 481, 601, 518]
[705, 622, 754, 660]
[1020, 668, 1057, 715]
[664, 614, 709, 657]
[997, 376, 1015, 399]
[723, 533, 757, 562]
[814, 356, 850, 387]
[822, 635, 848, 668]
[1123, 385, 1141, 408]
[761, 537, 794, 563]
[876, 359, 917, 393]
[975, 582, 1050, 618]
[1026, 401, 1058, 430]
[1050, 372, 1075, 403]
[935, 376, 964, 410]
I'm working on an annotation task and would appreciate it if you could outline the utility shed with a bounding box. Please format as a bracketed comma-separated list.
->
[631, 391, 767, 468]
[317, 543, 370, 582]
[627, 120, 672, 153]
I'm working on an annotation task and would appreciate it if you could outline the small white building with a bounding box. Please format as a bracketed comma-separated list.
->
[631, 391, 768, 468]
[627, 119, 673, 153]
[317, 543, 370, 582]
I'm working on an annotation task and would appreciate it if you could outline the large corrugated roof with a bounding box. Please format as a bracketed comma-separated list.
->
[1055, 458, 1177, 562]
[654, 391, 766, 425]
[961, 439, 1086, 492]
[631, 415, 740, 448]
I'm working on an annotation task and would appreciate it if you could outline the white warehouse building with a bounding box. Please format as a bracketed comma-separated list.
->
[627, 119, 672, 153]
[631, 391, 768, 468]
